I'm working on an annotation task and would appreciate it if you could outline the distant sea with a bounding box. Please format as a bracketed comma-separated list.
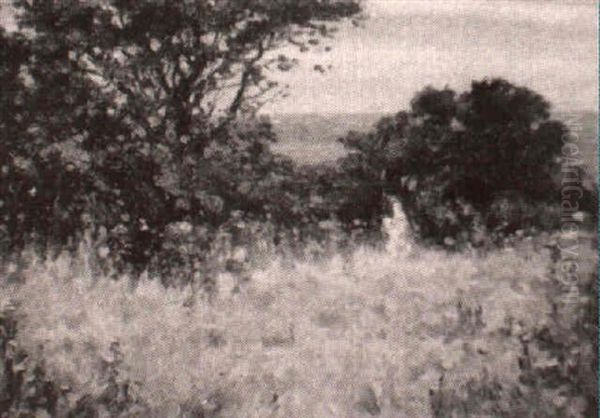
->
[270, 113, 384, 165]
[270, 112, 598, 179]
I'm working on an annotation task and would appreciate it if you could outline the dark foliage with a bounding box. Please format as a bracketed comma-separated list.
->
[341, 78, 594, 246]
[0, 0, 361, 270]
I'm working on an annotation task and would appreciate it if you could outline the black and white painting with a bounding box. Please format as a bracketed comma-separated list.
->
[0, 1, 597, 416]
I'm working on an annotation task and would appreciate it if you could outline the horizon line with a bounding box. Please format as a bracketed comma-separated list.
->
[263, 108, 599, 116]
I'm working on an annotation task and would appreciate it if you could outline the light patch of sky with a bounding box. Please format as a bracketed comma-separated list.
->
[265, 0, 598, 114]
[1, 0, 596, 113]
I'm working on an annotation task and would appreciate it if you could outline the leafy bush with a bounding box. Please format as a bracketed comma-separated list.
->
[341, 78, 594, 246]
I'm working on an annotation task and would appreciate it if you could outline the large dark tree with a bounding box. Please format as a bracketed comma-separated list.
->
[0, 0, 362, 264]
[13, 0, 361, 143]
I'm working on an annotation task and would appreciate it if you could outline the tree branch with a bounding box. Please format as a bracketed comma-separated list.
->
[227, 33, 272, 116]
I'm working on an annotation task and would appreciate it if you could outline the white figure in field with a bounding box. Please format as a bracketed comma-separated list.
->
[383, 196, 412, 254]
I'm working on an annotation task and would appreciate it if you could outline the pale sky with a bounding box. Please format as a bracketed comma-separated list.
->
[267, 0, 598, 114]
[1, 0, 596, 114]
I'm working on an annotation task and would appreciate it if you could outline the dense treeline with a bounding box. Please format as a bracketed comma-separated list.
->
[1, 0, 596, 272]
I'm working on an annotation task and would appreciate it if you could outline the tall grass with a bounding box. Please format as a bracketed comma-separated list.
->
[3, 218, 592, 417]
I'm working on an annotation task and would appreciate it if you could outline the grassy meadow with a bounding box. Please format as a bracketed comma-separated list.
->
[1, 212, 596, 417]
